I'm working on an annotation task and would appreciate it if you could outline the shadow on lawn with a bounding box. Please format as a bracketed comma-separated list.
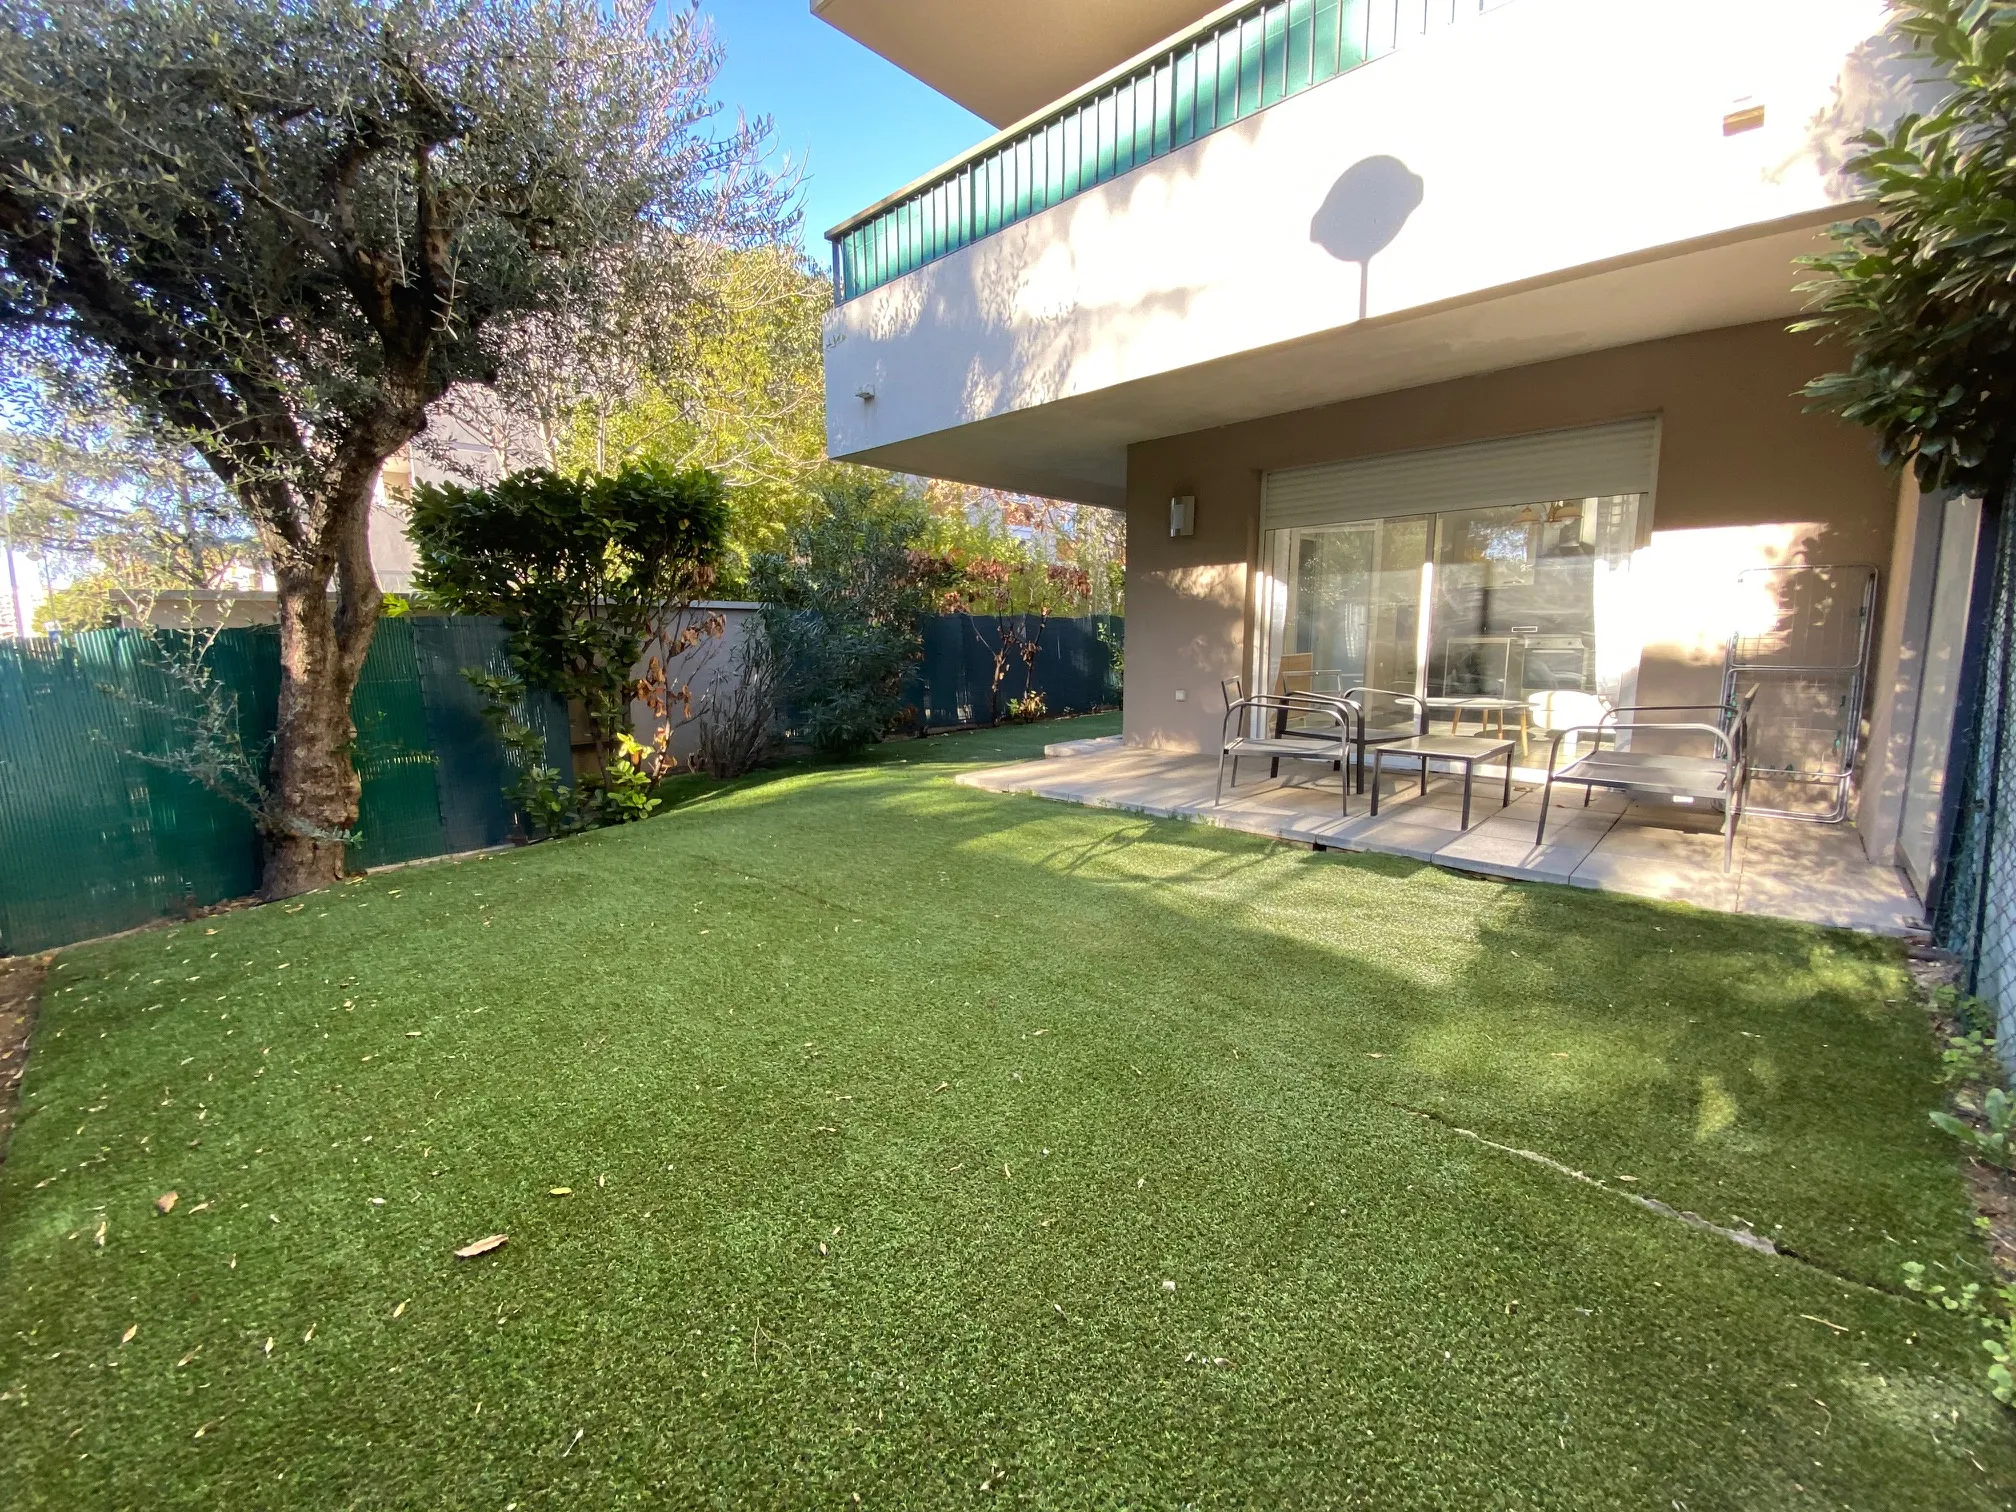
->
[628, 715, 1956, 1289]
[776, 753, 1960, 1289]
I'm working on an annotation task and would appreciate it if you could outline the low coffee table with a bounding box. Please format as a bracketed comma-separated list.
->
[1368, 734, 1516, 830]
[1425, 696, 1531, 750]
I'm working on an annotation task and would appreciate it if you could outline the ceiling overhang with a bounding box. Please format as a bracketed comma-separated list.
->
[831, 217, 1838, 508]
[809, 0, 1227, 127]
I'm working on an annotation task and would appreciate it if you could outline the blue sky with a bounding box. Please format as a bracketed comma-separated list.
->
[700, 0, 989, 263]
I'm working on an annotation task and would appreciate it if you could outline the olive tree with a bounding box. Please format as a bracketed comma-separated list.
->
[0, 0, 787, 895]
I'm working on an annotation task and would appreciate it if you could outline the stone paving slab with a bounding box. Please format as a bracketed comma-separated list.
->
[958, 744, 1925, 935]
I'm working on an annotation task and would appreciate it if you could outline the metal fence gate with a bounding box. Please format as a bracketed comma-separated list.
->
[905, 613, 1123, 730]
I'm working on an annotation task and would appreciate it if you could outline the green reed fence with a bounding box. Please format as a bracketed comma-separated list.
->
[0, 616, 567, 955]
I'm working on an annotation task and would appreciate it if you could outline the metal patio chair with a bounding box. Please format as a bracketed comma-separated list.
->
[1534, 689, 1757, 872]
[1217, 694, 1357, 817]
[1226, 676, 1423, 792]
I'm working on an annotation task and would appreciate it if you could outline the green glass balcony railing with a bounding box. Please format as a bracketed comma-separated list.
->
[827, 0, 1514, 303]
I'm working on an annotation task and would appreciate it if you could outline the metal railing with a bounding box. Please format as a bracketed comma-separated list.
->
[827, 0, 1516, 303]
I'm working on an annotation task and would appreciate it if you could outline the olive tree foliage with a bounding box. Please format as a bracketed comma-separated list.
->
[0, 0, 789, 895]
[1800, 0, 2016, 497]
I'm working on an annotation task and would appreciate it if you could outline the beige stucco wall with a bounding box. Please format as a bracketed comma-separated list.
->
[1121, 319, 1898, 756]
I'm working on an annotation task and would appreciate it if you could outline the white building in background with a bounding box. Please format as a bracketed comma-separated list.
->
[814, 0, 1981, 903]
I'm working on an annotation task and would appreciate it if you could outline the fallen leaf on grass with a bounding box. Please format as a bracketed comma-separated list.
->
[119, 1325, 137, 1346]
[454, 1234, 508, 1259]
[548, 1187, 572, 1197]
[193, 1418, 223, 1439]
[391, 1300, 407, 1319]
[154, 1192, 178, 1215]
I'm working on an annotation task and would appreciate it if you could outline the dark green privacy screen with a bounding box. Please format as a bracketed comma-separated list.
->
[905, 614, 1122, 731]
[0, 617, 568, 954]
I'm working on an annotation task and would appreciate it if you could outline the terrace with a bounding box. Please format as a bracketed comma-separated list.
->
[962, 731, 1923, 934]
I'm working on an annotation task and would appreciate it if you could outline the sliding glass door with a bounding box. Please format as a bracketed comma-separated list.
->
[1269, 515, 1431, 700]
[1258, 493, 1643, 731]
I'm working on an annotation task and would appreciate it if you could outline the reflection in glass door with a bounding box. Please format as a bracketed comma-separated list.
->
[1272, 516, 1431, 699]
[1258, 494, 1643, 734]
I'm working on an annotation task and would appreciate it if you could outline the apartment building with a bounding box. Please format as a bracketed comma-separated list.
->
[817, 0, 1984, 905]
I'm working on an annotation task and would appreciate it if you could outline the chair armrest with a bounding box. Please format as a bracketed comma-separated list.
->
[1224, 695, 1354, 748]
[1554, 719, 1736, 765]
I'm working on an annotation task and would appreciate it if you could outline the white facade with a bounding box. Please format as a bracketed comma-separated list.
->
[823, 0, 1929, 505]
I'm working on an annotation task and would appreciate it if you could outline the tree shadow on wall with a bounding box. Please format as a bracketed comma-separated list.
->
[1310, 155, 1425, 321]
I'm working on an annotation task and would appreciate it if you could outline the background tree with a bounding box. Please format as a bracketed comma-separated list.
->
[1, 382, 263, 631]
[1800, 0, 2014, 498]
[749, 476, 961, 756]
[564, 246, 829, 583]
[0, 0, 787, 894]
[408, 462, 729, 786]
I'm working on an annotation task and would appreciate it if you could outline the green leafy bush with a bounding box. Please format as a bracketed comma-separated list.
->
[1932, 1087, 2016, 1168]
[749, 478, 960, 756]
[411, 462, 729, 773]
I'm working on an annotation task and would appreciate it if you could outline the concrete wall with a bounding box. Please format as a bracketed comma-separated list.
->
[1120, 320, 1898, 755]
[621, 604, 763, 773]
[826, 0, 1919, 493]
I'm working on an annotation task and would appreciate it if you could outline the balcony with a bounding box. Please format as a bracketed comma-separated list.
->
[827, 0, 1514, 303]
[823, 0, 1921, 505]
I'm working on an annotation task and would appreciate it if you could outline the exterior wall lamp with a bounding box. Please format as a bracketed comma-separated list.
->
[1170, 495, 1196, 538]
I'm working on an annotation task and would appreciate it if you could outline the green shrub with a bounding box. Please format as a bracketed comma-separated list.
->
[749, 478, 959, 757]
[410, 462, 728, 775]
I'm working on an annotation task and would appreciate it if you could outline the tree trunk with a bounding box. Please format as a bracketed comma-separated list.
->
[260, 473, 383, 898]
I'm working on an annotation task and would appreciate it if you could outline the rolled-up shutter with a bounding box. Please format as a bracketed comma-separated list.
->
[1261, 417, 1660, 532]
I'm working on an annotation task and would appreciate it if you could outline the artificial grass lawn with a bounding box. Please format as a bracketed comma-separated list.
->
[1, 713, 2010, 1509]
